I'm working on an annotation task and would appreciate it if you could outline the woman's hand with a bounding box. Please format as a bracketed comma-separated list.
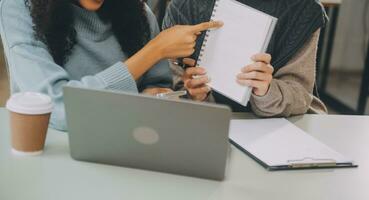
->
[150, 21, 223, 59]
[124, 21, 222, 81]
[142, 88, 173, 96]
[237, 53, 274, 96]
[182, 58, 211, 101]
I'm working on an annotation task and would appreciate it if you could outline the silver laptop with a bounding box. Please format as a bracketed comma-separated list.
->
[63, 86, 232, 180]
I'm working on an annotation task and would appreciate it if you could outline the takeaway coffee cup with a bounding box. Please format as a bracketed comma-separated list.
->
[6, 92, 53, 156]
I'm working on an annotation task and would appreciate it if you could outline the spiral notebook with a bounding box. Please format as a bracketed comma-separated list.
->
[197, 0, 277, 106]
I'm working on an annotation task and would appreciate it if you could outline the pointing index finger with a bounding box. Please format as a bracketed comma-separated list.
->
[191, 21, 224, 33]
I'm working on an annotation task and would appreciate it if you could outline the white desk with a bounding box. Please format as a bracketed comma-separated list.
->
[1, 108, 368, 200]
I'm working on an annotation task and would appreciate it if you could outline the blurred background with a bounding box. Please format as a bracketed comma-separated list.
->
[1, 0, 368, 115]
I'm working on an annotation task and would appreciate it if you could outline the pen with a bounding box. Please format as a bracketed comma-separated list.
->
[156, 90, 187, 99]
[172, 58, 198, 69]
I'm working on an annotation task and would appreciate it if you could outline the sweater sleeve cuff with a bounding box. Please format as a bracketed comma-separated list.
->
[95, 62, 138, 93]
[251, 79, 280, 105]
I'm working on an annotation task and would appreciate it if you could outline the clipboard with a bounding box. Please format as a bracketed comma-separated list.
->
[229, 119, 358, 171]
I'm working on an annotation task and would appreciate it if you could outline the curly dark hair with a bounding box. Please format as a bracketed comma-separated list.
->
[24, 0, 151, 66]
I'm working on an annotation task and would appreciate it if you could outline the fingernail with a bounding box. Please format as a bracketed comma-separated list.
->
[218, 21, 224, 26]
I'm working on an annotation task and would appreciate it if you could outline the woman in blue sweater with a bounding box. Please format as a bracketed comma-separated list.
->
[0, 0, 222, 130]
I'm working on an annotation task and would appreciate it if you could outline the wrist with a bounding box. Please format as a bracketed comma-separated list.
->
[124, 40, 163, 80]
[252, 82, 272, 98]
[145, 39, 164, 62]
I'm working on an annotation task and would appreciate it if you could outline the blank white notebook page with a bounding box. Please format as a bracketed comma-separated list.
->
[229, 119, 352, 166]
[198, 0, 275, 106]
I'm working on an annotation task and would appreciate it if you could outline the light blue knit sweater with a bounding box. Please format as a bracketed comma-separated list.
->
[0, 0, 172, 131]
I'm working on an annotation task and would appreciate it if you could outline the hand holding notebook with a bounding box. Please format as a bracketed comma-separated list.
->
[197, 0, 277, 106]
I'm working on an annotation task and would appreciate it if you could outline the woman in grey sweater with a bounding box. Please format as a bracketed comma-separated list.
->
[164, 0, 328, 117]
[0, 0, 222, 130]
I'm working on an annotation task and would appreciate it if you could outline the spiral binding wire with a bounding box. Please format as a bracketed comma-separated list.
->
[197, 0, 220, 66]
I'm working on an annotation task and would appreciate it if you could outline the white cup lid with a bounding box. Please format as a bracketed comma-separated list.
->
[6, 92, 53, 115]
